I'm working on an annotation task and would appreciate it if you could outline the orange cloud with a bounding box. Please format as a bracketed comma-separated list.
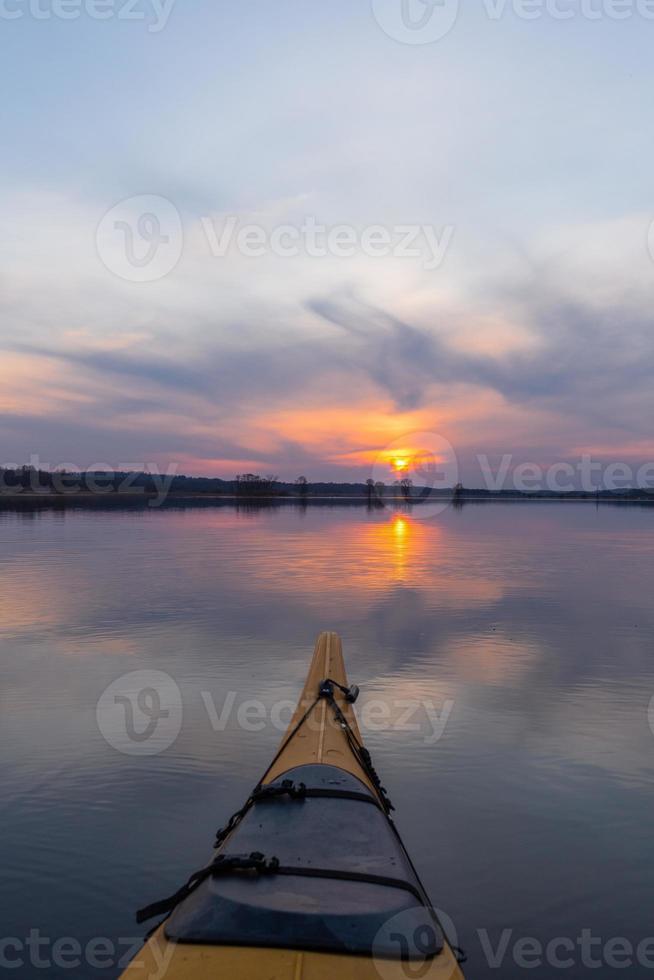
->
[0, 352, 92, 417]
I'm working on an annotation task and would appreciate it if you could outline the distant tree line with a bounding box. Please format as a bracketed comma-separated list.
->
[0, 466, 233, 495]
[235, 473, 280, 497]
[1, 466, 653, 501]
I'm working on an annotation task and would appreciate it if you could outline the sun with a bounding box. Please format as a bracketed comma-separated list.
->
[391, 456, 410, 474]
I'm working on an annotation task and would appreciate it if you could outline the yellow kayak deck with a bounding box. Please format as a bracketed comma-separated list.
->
[121, 632, 465, 979]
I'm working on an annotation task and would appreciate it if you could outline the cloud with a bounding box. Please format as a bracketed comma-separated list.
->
[4, 273, 654, 477]
[1, 185, 654, 476]
[307, 288, 654, 439]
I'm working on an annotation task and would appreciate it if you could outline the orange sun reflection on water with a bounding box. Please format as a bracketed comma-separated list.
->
[390, 515, 409, 580]
[392, 516, 407, 536]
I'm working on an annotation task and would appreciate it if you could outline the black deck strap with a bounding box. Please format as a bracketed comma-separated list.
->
[269, 864, 425, 903]
[136, 851, 427, 924]
[136, 852, 280, 924]
[252, 778, 307, 801]
[253, 779, 383, 809]
[214, 774, 383, 848]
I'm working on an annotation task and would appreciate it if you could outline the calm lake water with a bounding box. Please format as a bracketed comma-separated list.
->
[1, 500, 653, 978]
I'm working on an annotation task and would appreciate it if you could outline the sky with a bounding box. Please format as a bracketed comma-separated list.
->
[1, 0, 653, 486]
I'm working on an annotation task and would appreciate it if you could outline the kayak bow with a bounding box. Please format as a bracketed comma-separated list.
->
[121, 631, 465, 979]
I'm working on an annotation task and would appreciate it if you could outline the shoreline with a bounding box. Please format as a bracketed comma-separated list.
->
[0, 492, 652, 506]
